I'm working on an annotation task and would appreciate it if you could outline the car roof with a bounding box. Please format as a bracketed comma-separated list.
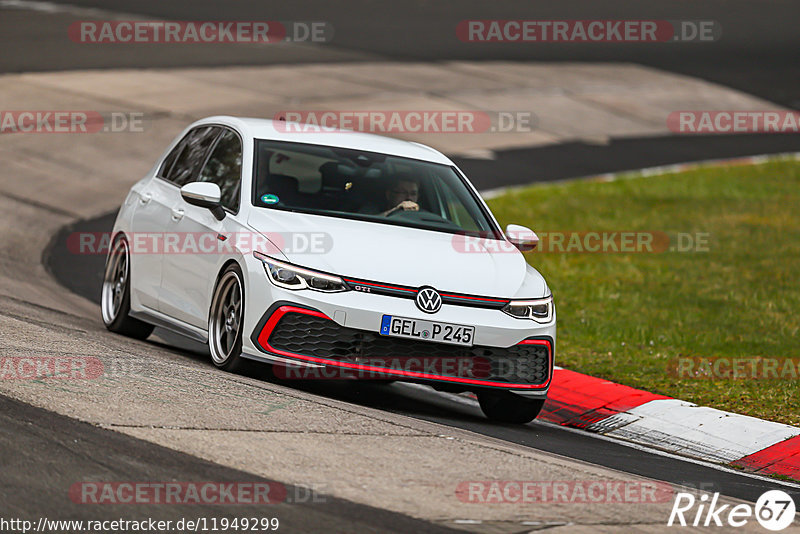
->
[195, 116, 454, 166]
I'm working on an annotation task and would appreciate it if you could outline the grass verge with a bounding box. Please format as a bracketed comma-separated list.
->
[488, 157, 800, 426]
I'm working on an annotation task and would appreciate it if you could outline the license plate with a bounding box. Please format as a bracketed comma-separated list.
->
[380, 315, 475, 346]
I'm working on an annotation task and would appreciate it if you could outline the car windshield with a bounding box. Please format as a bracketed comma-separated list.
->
[252, 139, 501, 237]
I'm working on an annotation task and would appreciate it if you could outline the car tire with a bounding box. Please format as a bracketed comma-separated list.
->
[101, 237, 154, 340]
[208, 263, 247, 373]
[477, 390, 545, 424]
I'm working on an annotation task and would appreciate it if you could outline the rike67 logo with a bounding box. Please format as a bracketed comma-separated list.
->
[668, 490, 796, 531]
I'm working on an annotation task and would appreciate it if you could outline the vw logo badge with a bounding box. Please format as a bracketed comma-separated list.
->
[416, 287, 442, 314]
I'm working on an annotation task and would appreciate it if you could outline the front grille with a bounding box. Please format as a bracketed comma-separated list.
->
[266, 312, 550, 386]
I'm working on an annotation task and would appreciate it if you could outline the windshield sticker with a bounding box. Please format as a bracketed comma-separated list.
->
[261, 194, 280, 204]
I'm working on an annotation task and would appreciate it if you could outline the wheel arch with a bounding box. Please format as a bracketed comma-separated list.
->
[207, 258, 248, 371]
[210, 258, 247, 316]
[215, 258, 245, 285]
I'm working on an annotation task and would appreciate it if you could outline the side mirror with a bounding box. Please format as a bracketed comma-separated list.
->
[506, 224, 539, 252]
[181, 182, 225, 220]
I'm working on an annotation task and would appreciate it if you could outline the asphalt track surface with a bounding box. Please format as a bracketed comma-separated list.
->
[456, 133, 800, 190]
[3, 0, 799, 110]
[2, 0, 799, 186]
[0, 395, 462, 534]
[44, 203, 800, 509]
[4, 0, 800, 529]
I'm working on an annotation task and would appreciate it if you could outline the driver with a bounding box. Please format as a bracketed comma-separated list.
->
[380, 175, 420, 216]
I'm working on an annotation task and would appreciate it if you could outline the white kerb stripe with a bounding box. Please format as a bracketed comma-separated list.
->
[602, 399, 800, 464]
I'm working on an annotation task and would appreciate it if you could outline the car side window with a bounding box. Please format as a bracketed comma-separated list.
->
[159, 140, 184, 179]
[196, 128, 243, 212]
[162, 126, 220, 186]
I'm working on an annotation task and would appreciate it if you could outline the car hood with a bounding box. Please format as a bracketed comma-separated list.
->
[247, 209, 547, 298]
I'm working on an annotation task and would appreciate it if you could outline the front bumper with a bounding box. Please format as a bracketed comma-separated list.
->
[239, 254, 556, 397]
[247, 302, 554, 395]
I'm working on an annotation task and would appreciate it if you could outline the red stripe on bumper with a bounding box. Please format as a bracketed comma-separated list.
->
[256, 305, 552, 390]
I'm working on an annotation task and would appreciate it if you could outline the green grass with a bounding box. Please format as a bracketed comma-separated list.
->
[487, 158, 800, 426]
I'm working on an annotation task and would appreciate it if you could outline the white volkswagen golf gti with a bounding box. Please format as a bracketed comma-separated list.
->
[102, 116, 555, 423]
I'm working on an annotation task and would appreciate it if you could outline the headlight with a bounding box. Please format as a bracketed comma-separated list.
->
[253, 252, 349, 293]
[502, 296, 553, 323]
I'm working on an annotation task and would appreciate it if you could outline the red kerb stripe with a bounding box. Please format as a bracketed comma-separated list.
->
[539, 368, 670, 428]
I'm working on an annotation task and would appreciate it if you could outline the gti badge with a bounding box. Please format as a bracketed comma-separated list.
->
[416, 287, 442, 313]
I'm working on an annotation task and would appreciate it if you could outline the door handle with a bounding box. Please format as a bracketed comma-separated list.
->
[139, 192, 152, 204]
[171, 208, 185, 221]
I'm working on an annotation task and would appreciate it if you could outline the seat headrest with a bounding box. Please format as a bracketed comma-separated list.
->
[266, 174, 300, 194]
[319, 162, 357, 191]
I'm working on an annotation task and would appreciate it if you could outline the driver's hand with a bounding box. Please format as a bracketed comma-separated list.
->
[397, 200, 419, 211]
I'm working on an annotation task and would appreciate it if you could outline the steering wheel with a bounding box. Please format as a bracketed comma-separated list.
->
[387, 208, 452, 225]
